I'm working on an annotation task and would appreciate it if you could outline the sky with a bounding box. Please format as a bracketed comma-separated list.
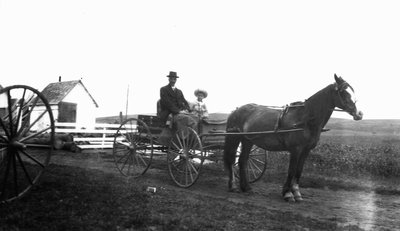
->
[1, 0, 399, 119]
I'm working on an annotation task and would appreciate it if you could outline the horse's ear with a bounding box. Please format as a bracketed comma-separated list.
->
[334, 74, 343, 90]
[334, 74, 343, 83]
[334, 73, 339, 82]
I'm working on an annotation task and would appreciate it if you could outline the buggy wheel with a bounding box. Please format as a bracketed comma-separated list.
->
[167, 127, 204, 188]
[113, 118, 153, 178]
[0, 85, 55, 203]
[234, 145, 268, 183]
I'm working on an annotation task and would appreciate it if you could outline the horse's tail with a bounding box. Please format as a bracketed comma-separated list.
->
[223, 109, 242, 170]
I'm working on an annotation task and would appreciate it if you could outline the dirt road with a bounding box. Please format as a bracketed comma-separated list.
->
[50, 150, 400, 230]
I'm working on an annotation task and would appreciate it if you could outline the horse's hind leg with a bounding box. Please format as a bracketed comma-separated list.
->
[223, 135, 241, 192]
[239, 139, 253, 192]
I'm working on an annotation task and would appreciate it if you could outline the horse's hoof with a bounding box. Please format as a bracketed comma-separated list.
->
[283, 192, 295, 202]
[241, 186, 252, 193]
[292, 192, 303, 202]
[294, 196, 304, 202]
[284, 196, 296, 202]
[229, 188, 240, 193]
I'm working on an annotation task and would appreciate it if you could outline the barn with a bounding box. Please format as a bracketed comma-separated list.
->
[34, 79, 99, 129]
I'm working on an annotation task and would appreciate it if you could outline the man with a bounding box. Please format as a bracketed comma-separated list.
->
[159, 71, 190, 124]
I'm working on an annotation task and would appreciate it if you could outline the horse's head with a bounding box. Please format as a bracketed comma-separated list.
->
[333, 74, 363, 120]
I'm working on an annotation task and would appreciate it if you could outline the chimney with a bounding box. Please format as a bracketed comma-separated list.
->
[59, 76, 61, 82]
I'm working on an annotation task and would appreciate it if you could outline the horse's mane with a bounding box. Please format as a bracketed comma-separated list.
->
[303, 84, 336, 131]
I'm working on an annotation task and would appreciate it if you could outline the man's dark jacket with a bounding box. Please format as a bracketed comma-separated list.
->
[159, 84, 190, 123]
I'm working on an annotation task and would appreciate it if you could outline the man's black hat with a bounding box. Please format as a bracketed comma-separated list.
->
[167, 71, 179, 78]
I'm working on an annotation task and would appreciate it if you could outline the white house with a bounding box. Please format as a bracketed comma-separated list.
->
[32, 79, 99, 130]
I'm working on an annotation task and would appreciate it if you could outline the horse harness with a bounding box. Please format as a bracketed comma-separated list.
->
[273, 101, 305, 132]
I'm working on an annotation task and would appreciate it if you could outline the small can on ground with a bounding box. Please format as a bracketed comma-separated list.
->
[146, 187, 157, 193]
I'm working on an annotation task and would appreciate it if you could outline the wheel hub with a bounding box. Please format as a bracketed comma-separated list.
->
[9, 140, 26, 150]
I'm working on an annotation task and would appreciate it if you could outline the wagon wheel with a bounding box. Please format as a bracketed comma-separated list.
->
[234, 145, 268, 183]
[0, 85, 55, 203]
[167, 127, 204, 188]
[113, 118, 153, 178]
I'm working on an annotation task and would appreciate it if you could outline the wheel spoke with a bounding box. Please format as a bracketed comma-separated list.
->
[25, 144, 52, 149]
[175, 133, 184, 150]
[247, 159, 258, 179]
[187, 159, 199, 176]
[14, 89, 26, 135]
[115, 149, 129, 163]
[249, 158, 262, 173]
[168, 149, 180, 164]
[171, 140, 182, 152]
[6, 90, 14, 137]
[0, 135, 8, 143]
[17, 96, 38, 137]
[1, 151, 12, 199]
[184, 162, 189, 185]
[136, 151, 148, 167]
[0, 118, 11, 139]
[115, 140, 130, 148]
[249, 156, 266, 165]
[126, 154, 132, 176]
[19, 110, 50, 137]
[12, 152, 19, 196]
[20, 150, 45, 169]
[20, 126, 52, 143]
[15, 150, 33, 185]
[116, 150, 130, 169]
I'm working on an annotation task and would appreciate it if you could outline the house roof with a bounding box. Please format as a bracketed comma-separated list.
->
[40, 80, 99, 107]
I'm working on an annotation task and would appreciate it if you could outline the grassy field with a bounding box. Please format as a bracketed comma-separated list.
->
[98, 113, 400, 177]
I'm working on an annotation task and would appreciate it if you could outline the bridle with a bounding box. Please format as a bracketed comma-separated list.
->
[334, 81, 357, 113]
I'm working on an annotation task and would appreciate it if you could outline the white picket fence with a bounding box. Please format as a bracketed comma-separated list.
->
[55, 122, 128, 149]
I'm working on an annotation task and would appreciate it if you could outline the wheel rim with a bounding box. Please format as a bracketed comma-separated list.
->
[0, 85, 55, 203]
[167, 127, 203, 188]
[113, 118, 153, 177]
[234, 145, 267, 183]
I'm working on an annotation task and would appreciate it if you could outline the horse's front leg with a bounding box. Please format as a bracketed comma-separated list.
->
[228, 164, 239, 192]
[282, 149, 301, 202]
[291, 149, 311, 202]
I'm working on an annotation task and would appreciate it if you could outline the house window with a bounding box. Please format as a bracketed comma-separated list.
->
[58, 102, 77, 123]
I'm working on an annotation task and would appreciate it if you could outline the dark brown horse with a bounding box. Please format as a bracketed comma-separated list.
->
[223, 74, 363, 202]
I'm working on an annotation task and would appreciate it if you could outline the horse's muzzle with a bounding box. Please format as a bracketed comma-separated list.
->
[352, 110, 363, 120]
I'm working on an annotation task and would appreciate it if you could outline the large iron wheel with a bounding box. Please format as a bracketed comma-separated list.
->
[234, 145, 268, 183]
[167, 127, 204, 188]
[0, 85, 55, 203]
[113, 118, 153, 178]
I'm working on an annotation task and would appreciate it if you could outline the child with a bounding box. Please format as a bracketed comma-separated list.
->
[191, 89, 209, 120]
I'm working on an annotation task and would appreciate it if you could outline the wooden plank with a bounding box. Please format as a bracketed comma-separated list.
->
[55, 129, 119, 134]
[77, 144, 113, 149]
[73, 137, 125, 142]
[55, 122, 122, 128]
[55, 128, 134, 134]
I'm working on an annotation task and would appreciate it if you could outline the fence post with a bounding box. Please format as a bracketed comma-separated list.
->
[101, 126, 106, 149]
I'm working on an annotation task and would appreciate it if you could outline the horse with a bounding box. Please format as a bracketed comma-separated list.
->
[223, 74, 363, 202]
